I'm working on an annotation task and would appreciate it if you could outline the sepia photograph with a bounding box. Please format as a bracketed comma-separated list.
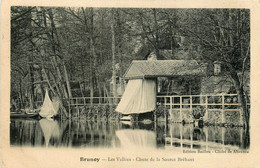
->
[1, 1, 260, 167]
[10, 6, 250, 150]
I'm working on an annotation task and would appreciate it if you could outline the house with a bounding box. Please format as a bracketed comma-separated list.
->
[116, 60, 207, 115]
[124, 60, 206, 95]
[143, 50, 248, 96]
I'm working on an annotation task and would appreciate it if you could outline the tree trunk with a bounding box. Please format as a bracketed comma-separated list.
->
[62, 61, 72, 98]
[37, 70, 45, 101]
[89, 8, 97, 104]
[41, 64, 69, 118]
[98, 80, 102, 103]
[48, 70, 62, 97]
[111, 9, 117, 99]
[28, 55, 35, 109]
[153, 9, 160, 58]
[47, 9, 69, 99]
[28, 8, 35, 109]
[230, 72, 249, 129]
[19, 80, 23, 109]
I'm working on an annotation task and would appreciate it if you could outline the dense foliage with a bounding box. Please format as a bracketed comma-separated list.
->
[11, 7, 250, 126]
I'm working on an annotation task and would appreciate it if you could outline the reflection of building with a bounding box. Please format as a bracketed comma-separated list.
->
[165, 123, 247, 150]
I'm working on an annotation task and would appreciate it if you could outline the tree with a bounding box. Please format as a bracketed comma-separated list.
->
[111, 9, 117, 98]
[11, 7, 250, 128]
[181, 9, 250, 128]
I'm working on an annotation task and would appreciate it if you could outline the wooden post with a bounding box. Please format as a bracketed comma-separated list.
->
[170, 96, 173, 119]
[164, 97, 167, 124]
[88, 98, 90, 119]
[76, 98, 79, 118]
[222, 94, 225, 124]
[190, 95, 192, 122]
[180, 96, 183, 122]
[154, 78, 158, 131]
[205, 127, 208, 150]
[190, 126, 193, 149]
[239, 94, 243, 125]
[205, 96, 208, 121]
[154, 108, 157, 131]
[180, 125, 183, 149]
[240, 128, 243, 147]
[170, 123, 173, 147]
[222, 127, 225, 150]
[167, 97, 172, 124]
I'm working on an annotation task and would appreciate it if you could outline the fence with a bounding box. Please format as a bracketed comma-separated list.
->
[64, 97, 121, 118]
[156, 94, 246, 125]
[13, 93, 249, 124]
[65, 97, 121, 106]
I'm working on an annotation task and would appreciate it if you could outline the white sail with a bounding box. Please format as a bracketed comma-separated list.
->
[116, 79, 156, 114]
[39, 90, 60, 118]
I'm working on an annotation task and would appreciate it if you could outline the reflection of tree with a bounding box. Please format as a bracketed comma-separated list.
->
[10, 119, 44, 146]
[242, 129, 250, 149]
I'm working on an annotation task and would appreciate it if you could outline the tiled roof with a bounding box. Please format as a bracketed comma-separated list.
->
[124, 60, 206, 79]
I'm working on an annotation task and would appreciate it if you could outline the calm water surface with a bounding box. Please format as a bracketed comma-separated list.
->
[10, 118, 249, 150]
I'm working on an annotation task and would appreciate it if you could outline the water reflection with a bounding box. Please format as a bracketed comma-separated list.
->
[165, 124, 249, 150]
[10, 119, 249, 150]
[39, 119, 61, 147]
[116, 129, 156, 149]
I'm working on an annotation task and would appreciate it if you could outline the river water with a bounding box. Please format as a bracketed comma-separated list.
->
[10, 118, 249, 150]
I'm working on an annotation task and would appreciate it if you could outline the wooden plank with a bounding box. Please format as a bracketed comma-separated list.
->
[76, 98, 79, 118]
[205, 96, 208, 120]
[222, 127, 225, 149]
[180, 96, 183, 122]
[157, 93, 238, 98]
[190, 95, 192, 114]
[222, 94, 225, 123]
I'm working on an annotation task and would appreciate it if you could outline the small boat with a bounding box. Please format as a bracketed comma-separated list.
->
[21, 108, 41, 114]
[120, 115, 132, 121]
[140, 119, 152, 124]
[10, 112, 39, 118]
[39, 90, 60, 119]
[120, 120, 132, 126]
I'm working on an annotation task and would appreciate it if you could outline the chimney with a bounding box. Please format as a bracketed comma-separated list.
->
[214, 61, 221, 75]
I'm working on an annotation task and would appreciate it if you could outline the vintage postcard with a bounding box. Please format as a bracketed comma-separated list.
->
[1, 0, 260, 167]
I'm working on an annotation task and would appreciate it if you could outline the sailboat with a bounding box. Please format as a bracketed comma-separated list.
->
[39, 90, 60, 119]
